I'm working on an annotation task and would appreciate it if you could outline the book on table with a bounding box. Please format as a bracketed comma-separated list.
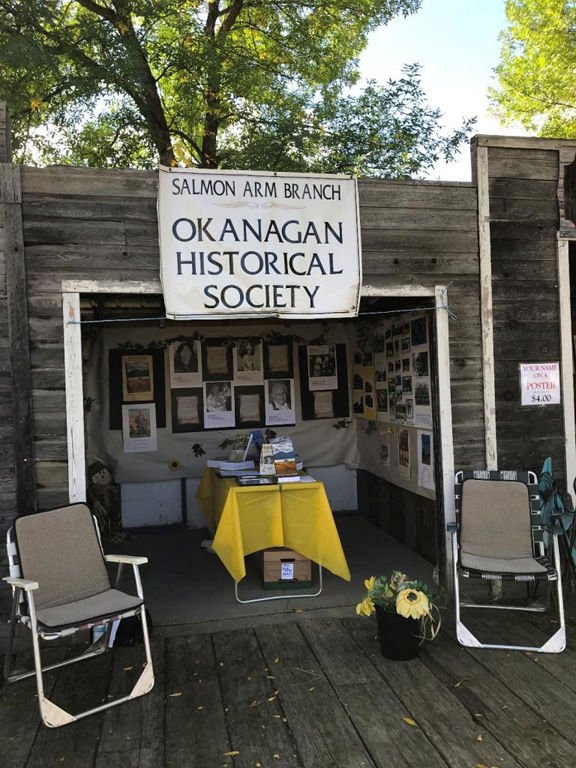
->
[207, 458, 255, 471]
[269, 436, 298, 477]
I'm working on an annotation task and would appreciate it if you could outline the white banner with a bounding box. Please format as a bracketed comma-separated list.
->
[158, 168, 362, 319]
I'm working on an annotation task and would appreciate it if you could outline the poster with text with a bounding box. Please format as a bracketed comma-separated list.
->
[233, 340, 263, 384]
[398, 427, 410, 479]
[122, 404, 158, 453]
[307, 344, 338, 390]
[169, 339, 202, 388]
[122, 355, 154, 402]
[266, 379, 296, 425]
[417, 431, 435, 489]
[379, 428, 391, 468]
[203, 381, 235, 429]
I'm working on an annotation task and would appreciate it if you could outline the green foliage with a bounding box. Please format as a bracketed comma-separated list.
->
[0, 0, 473, 173]
[491, 0, 576, 136]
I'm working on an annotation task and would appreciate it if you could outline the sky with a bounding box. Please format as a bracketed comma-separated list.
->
[359, 0, 527, 180]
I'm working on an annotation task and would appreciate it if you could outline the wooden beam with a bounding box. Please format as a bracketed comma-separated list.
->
[475, 144, 498, 470]
[1, 164, 36, 514]
[474, 134, 569, 151]
[557, 240, 576, 503]
[0, 102, 12, 164]
[63, 292, 86, 503]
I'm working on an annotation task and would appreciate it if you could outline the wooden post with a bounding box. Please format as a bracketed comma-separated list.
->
[1, 162, 36, 514]
[0, 102, 12, 164]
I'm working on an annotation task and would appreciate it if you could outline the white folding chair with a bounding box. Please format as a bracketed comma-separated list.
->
[3, 503, 154, 727]
[450, 470, 566, 653]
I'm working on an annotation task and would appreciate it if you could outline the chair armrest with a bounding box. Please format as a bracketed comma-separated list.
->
[3, 576, 39, 590]
[104, 554, 148, 565]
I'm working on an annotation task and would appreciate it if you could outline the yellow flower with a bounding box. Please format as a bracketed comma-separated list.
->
[396, 589, 430, 620]
[356, 597, 375, 617]
[168, 459, 181, 472]
[364, 576, 375, 591]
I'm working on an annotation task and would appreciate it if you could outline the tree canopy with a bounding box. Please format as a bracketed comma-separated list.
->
[0, 0, 473, 175]
[491, 0, 576, 137]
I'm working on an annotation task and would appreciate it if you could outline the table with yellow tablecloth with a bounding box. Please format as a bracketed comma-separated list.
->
[196, 469, 351, 583]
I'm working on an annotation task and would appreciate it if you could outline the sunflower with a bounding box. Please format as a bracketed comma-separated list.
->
[168, 459, 182, 472]
[396, 588, 430, 620]
[356, 597, 375, 617]
[364, 576, 376, 591]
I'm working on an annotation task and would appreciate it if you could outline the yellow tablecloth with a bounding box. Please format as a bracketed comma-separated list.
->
[196, 469, 351, 583]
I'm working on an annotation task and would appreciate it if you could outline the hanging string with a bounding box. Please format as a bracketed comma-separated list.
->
[67, 284, 457, 324]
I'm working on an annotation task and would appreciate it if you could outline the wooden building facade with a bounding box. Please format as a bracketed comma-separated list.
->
[2, 102, 576, 618]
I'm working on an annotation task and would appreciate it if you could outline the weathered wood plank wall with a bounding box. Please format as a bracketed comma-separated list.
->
[0, 103, 11, 165]
[16, 168, 482, 513]
[0, 103, 15, 618]
[487, 146, 565, 480]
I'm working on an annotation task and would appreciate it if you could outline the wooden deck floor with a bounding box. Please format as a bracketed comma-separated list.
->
[2, 606, 576, 768]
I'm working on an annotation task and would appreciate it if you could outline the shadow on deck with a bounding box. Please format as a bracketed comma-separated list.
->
[2, 601, 576, 768]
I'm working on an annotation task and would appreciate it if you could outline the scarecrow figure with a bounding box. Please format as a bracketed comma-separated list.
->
[87, 461, 124, 541]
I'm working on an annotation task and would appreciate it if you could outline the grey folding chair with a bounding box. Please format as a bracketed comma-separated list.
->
[449, 470, 566, 653]
[3, 503, 154, 727]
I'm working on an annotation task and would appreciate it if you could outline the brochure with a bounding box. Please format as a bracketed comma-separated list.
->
[269, 436, 298, 477]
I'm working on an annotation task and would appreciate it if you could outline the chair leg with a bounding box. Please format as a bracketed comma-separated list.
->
[3, 590, 19, 681]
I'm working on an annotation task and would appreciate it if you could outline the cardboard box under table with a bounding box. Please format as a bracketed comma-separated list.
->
[261, 547, 312, 590]
[195, 469, 350, 590]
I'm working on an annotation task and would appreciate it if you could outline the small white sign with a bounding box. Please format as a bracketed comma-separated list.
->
[520, 362, 561, 406]
[281, 562, 294, 580]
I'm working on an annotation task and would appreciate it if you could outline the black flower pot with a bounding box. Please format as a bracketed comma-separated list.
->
[375, 604, 420, 660]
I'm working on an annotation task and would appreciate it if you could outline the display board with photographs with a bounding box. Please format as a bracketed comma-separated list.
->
[165, 337, 297, 432]
[360, 312, 432, 428]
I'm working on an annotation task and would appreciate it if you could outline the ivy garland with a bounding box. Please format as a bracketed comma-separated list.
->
[115, 328, 334, 351]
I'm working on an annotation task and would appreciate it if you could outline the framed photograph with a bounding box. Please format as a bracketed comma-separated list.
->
[266, 379, 296, 426]
[263, 341, 294, 379]
[233, 340, 263, 384]
[202, 343, 233, 381]
[204, 381, 235, 429]
[169, 339, 202, 388]
[122, 404, 157, 453]
[171, 388, 204, 433]
[235, 386, 265, 428]
[122, 355, 154, 402]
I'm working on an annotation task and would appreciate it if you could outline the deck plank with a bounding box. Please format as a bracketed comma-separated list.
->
[212, 628, 303, 768]
[94, 638, 165, 768]
[342, 617, 522, 768]
[164, 634, 230, 768]
[455, 611, 576, 745]
[25, 645, 113, 768]
[255, 622, 378, 768]
[299, 618, 449, 768]
[420, 628, 576, 767]
[0, 646, 66, 768]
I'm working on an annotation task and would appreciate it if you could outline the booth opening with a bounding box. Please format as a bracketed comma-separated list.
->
[78, 291, 445, 627]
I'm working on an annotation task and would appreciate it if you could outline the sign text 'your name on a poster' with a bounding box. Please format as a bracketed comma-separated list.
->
[520, 362, 561, 406]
